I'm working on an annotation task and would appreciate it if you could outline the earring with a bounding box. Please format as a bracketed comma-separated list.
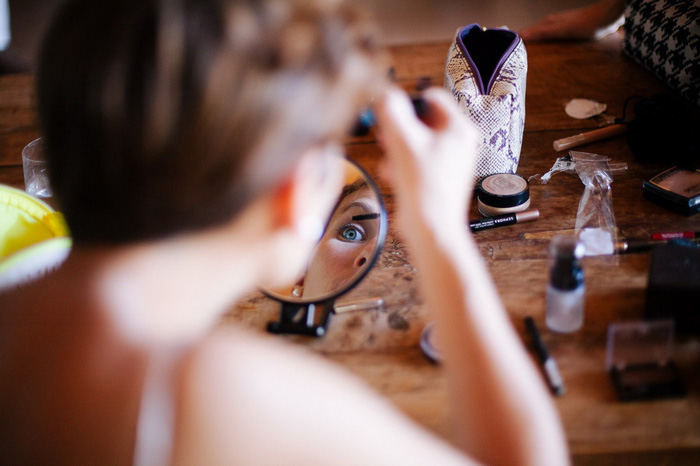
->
[297, 215, 324, 242]
[292, 285, 304, 297]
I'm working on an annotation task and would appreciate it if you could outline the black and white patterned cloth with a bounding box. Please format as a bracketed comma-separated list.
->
[623, 0, 700, 106]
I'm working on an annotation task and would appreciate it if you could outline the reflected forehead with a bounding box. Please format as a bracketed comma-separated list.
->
[337, 187, 379, 215]
[340, 200, 376, 215]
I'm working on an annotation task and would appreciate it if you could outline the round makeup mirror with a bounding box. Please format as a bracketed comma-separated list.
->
[264, 158, 387, 337]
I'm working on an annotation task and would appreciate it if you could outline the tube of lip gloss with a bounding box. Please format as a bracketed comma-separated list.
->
[553, 124, 627, 152]
[334, 298, 384, 314]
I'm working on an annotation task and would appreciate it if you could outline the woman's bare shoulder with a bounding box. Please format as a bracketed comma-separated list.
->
[175, 327, 472, 465]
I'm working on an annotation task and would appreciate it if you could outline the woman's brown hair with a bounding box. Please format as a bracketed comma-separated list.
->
[37, 0, 384, 243]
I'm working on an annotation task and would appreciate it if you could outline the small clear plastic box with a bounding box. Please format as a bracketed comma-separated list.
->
[606, 320, 685, 401]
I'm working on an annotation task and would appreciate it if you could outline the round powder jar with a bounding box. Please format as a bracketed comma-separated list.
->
[477, 173, 530, 217]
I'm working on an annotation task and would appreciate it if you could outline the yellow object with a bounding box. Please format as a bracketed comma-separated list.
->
[0, 185, 68, 259]
[0, 185, 71, 291]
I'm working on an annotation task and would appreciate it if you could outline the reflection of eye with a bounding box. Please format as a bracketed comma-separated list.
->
[337, 223, 366, 242]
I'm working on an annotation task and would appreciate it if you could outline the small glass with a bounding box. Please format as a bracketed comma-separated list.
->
[22, 137, 52, 198]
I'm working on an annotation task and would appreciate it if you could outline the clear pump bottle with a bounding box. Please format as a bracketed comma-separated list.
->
[546, 235, 585, 333]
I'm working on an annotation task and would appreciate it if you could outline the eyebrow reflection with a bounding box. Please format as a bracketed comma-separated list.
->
[351, 213, 379, 221]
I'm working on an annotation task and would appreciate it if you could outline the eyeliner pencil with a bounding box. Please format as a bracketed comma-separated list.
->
[524, 316, 566, 396]
[469, 209, 539, 233]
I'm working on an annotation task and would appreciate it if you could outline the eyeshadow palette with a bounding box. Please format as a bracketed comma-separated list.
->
[642, 167, 700, 216]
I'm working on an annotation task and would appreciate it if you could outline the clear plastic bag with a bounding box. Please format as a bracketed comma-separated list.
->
[571, 152, 617, 257]
[528, 155, 577, 183]
[530, 152, 628, 184]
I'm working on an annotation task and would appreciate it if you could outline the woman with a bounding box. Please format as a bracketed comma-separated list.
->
[0, 0, 568, 464]
[520, 0, 699, 107]
[299, 178, 382, 299]
[519, 0, 626, 42]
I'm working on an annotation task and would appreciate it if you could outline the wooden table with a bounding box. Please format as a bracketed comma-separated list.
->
[1, 32, 699, 464]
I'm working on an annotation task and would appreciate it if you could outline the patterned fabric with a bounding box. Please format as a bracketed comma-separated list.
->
[623, 0, 700, 106]
[445, 27, 527, 178]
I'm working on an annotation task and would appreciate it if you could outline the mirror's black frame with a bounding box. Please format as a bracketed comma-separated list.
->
[264, 158, 387, 337]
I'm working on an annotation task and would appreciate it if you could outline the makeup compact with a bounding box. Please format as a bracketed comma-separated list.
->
[476, 173, 530, 217]
[642, 167, 700, 216]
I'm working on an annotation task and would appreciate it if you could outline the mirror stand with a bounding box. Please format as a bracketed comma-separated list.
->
[267, 300, 335, 337]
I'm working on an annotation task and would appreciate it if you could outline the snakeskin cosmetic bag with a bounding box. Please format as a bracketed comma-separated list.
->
[445, 24, 527, 178]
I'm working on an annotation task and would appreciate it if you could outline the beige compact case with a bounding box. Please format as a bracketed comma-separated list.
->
[476, 173, 530, 217]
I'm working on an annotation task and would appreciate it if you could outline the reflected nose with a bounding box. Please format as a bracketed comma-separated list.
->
[353, 245, 372, 269]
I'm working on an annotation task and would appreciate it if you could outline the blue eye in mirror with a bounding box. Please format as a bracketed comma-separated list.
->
[338, 224, 365, 242]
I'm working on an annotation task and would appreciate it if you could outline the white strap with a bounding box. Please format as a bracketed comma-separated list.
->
[133, 346, 185, 466]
